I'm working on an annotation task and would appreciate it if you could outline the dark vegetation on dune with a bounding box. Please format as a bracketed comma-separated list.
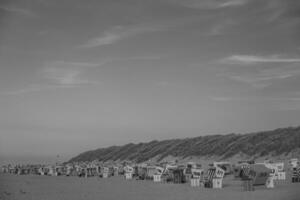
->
[69, 127, 300, 163]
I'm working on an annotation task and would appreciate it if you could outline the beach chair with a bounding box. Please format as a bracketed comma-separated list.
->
[241, 164, 254, 191]
[173, 169, 185, 184]
[213, 162, 233, 175]
[212, 167, 225, 188]
[101, 167, 109, 178]
[113, 166, 119, 176]
[204, 168, 215, 188]
[125, 172, 133, 180]
[289, 158, 299, 169]
[242, 164, 272, 191]
[266, 176, 274, 188]
[277, 171, 286, 180]
[240, 164, 251, 178]
[161, 170, 173, 183]
[292, 167, 300, 183]
[153, 174, 162, 182]
[190, 178, 200, 187]
[242, 178, 254, 191]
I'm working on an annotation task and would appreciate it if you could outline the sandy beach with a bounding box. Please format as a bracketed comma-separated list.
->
[0, 173, 299, 200]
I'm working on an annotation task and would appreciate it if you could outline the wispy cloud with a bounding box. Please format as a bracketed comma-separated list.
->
[211, 96, 300, 111]
[263, 0, 300, 23]
[211, 97, 234, 102]
[42, 68, 92, 86]
[2, 56, 164, 96]
[0, 84, 73, 96]
[211, 96, 300, 102]
[154, 81, 172, 87]
[80, 25, 166, 48]
[101, 55, 162, 63]
[43, 61, 100, 68]
[41, 61, 100, 86]
[169, 0, 248, 9]
[219, 63, 300, 88]
[81, 34, 120, 48]
[0, 6, 35, 17]
[1, 61, 100, 96]
[193, 95, 300, 111]
[219, 0, 248, 7]
[124, 56, 162, 61]
[207, 19, 237, 35]
[222, 55, 300, 65]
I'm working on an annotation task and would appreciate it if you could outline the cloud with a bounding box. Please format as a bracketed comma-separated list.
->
[1, 61, 100, 96]
[100, 55, 162, 64]
[211, 97, 234, 102]
[263, 0, 300, 22]
[43, 68, 86, 86]
[211, 96, 300, 102]
[222, 55, 300, 65]
[80, 25, 166, 48]
[210, 95, 300, 111]
[41, 61, 100, 86]
[2, 56, 164, 96]
[207, 19, 237, 35]
[219, 63, 300, 88]
[218, 54, 300, 88]
[0, 6, 35, 17]
[43, 61, 99, 69]
[169, 0, 248, 9]
[0, 84, 73, 96]
[154, 81, 172, 87]
[124, 56, 162, 61]
[81, 34, 121, 48]
[219, 0, 248, 7]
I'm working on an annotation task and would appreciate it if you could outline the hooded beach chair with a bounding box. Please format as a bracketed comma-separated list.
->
[242, 164, 272, 191]
[173, 168, 186, 184]
[292, 167, 300, 183]
[213, 162, 233, 175]
[124, 165, 134, 180]
[213, 167, 225, 188]
[204, 167, 216, 188]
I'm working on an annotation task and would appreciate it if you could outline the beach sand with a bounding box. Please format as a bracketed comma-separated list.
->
[0, 173, 299, 200]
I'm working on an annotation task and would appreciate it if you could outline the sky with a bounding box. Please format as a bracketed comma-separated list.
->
[0, 0, 300, 164]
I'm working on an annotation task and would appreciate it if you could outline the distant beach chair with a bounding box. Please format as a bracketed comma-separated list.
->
[266, 176, 274, 188]
[204, 168, 215, 188]
[125, 172, 133, 180]
[289, 158, 299, 169]
[190, 178, 200, 187]
[203, 166, 225, 188]
[153, 174, 162, 182]
[213, 167, 225, 189]
[292, 167, 300, 183]
[173, 168, 186, 184]
[241, 164, 272, 191]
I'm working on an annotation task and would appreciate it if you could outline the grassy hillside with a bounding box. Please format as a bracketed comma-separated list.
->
[68, 126, 300, 163]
